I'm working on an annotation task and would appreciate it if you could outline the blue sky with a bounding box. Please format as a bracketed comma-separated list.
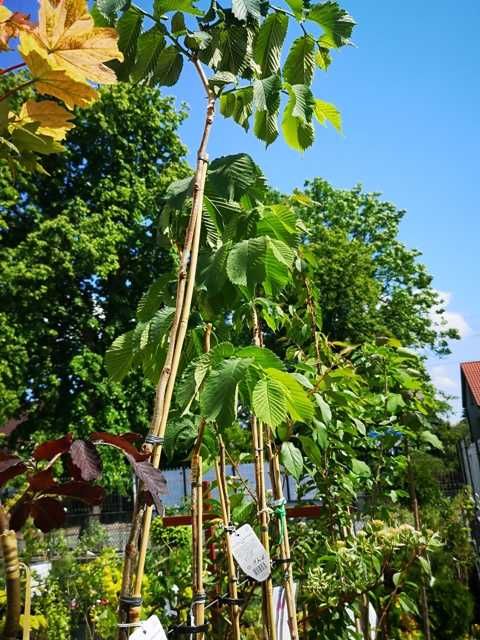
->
[7, 0, 480, 417]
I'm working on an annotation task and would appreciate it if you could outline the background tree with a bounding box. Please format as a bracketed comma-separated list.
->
[298, 179, 458, 354]
[0, 82, 188, 490]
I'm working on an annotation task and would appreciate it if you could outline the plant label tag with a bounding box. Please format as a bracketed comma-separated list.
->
[273, 583, 297, 639]
[129, 615, 167, 640]
[230, 523, 271, 582]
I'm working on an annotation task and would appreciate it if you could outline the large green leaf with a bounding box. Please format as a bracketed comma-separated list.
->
[299, 435, 323, 468]
[252, 377, 288, 427]
[200, 357, 253, 427]
[252, 74, 281, 145]
[280, 441, 303, 480]
[254, 12, 288, 77]
[282, 83, 315, 151]
[351, 458, 371, 477]
[153, 46, 184, 86]
[206, 153, 265, 202]
[257, 204, 298, 245]
[115, 7, 143, 79]
[254, 110, 279, 146]
[206, 25, 251, 76]
[420, 430, 444, 451]
[226, 236, 295, 294]
[136, 275, 172, 322]
[96, 0, 127, 20]
[285, 0, 303, 19]
[283, 35, 315, 85]
[132, 27, 166, 84]
[105, 330, 135, 382]
[314, 99, 342, 132]
[307, 2, 356, 48]
[232, 0, 261, 21]
[220, 86, 254, 131]
[154, 0, 203, 17]
[236, 345, 283, 370]
[266, 368, 314, 423]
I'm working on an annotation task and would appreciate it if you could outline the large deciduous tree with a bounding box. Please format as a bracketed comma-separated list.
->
[0, 82, 188, 490]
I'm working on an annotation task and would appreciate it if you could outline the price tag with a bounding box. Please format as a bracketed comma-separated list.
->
[230, 523, 271, 582]
[129, 615, 168, 640]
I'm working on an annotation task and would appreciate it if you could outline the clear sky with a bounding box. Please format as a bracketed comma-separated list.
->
[7, 0, 480, 416]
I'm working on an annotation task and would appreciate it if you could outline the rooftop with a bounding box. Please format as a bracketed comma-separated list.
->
[461, 361, 480, 406]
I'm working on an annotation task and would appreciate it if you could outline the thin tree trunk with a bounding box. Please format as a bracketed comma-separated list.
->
[215, 438, 241, 640]
[1, 508, 21, 640]
[251, 306, 276, 640]
[118, 60, 215, 635]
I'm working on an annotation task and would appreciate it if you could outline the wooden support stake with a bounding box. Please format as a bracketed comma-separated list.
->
[215, 438, 241, 640]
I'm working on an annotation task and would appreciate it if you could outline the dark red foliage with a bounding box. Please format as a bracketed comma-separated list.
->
[120, 432, 143, 444]
[31, 498, 66, 533]
[90, 432, 150, 462]
[51, 481, 105, 505]
[9, 500, 32, 531]
[127, 455, 166, 513]
[33, 434, 73, 461]
[29, 468, 55, 491]
[69, 440, 102, 482]
[0, 458, 26, 488]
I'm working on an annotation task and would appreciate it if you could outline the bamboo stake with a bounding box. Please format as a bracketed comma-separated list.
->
[215, 438, 241, 640]
[0, 520, 21, 640]
[267, 440, 299, 640]
[118, 59, 215, 634]
[251, 305, 276, 640]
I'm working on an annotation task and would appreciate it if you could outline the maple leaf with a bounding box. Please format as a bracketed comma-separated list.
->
[14, 99, 75, 140]
[19, 33, 99, 109]
[0, 2, 32, 51]
[33, 0, 123, 84]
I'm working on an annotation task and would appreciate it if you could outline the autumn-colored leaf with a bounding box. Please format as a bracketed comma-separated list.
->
[69, 439, 102, 481]
[33, 433, 73, 461]
[33, 0, 123, 84]
[0, 3, 32, 51]
[29, 468, 56, 491]
[0, 455, 26, 487]
[19, 34, 99, 109]
[50, 480, 105, 505]
[126, 454, 166, 512]
[90, 431, 150, 461]
[31, 497, 66, 532]
[9, 500, 32, 531]
[16, 100, 75, 140]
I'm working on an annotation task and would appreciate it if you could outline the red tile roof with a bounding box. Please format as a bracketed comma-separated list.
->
[461, 361, 480, 406]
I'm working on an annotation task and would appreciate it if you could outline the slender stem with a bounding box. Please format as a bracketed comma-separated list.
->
[117, 61, 215, 634]
[0, 62, 27, 76]
[215, 438, 241, 640]
[303, 274, 322, 375]
[251, 305, 276, 640]
[0, 508, 21, 640]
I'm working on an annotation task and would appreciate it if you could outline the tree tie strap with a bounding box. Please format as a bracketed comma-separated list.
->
[218, 595, 244, 607]
[120, 596, 143, 607]
[272, 498, 287, 545]
[172, 624, 209, 636]
[145, 434, 164, 446]
[192, 592, 207, 604]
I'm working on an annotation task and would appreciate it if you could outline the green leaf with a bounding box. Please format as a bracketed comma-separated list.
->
[220, 87, 254, 131]
[314, 393, 332, 424]
[257, 204, 298, 245]
[351, 458, 371, 477]
[282, 84, 315, 151]
[283, 35, 315, 85]
[171, 12, 186, 34]
[115, 7, 144, 79]
[280, 441, 303, 480]
[420, 430, 444, 451]
[253, 74, 282, 112]
[312, 418, 328, 448]
[307, 2, 356, 48]
[200, 358, 252, 427]
[154, 0, 203, 17]
[96, 0, 127, 20]
[153, 46, 184, 86]
[252, 377, 288, 427]
[254, 110, 279, 146]
[315, 47, 331, 70]
[254, 12, 288, 77]
[207, 153, 264, 202]
[386, 393, 406, 414]
[136, 276, 170, 321]
[232, 0, 261, 21]
[236, 346, 283, 370]
[418, 555, 431, 576]
[11, 127, 64, 155]
[285, 0, 303, 19]
[299, 435, 323, 468]
[105, 330, 135, 382]
[185, 30, 212, 50]
[209, 71, 237, 87]
[266, 368, 314, 423]
[314, 99, 342, 132]
[132, 27, 166, 84]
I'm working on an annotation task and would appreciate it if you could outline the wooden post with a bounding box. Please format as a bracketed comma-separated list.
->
[215, 438, 241, 640]
[191, 432, 206, 640]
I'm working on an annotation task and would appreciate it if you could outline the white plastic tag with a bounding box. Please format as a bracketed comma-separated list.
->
[129, 615, 168, 640]
[273, 583, 297, 639]
[230, 523, 271, 582]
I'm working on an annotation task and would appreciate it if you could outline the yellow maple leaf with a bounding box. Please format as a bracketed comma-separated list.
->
[13, 100, 75, 140]
[33, 0, 123, 84]
[0, 2, 32, 51]
[19, 33, 98, 110]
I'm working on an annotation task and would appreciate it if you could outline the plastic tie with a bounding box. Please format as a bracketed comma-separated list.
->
[218, 595, 244, 607]
[272, 498, 287, 545]
[120, 596, 143, 607]
[145, 433, 164, 446]
[172, 624, 209, 636]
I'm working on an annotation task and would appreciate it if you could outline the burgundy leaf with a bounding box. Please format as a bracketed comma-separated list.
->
[31, 497, 65, 533]
[33, 434, 73, 461]
[70, 440, 102, 482]
[0, 455, 23, 473]
[28, 469, 56, 492]
[90, 432, 150, 462]
[0, 461, 27, 488]
[64, 454, 83, 481]
[120, 432, 143, 444]
[127, 455, 167, 512]
[49, 481, 105, 506]
[9, 500, 32, 532]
